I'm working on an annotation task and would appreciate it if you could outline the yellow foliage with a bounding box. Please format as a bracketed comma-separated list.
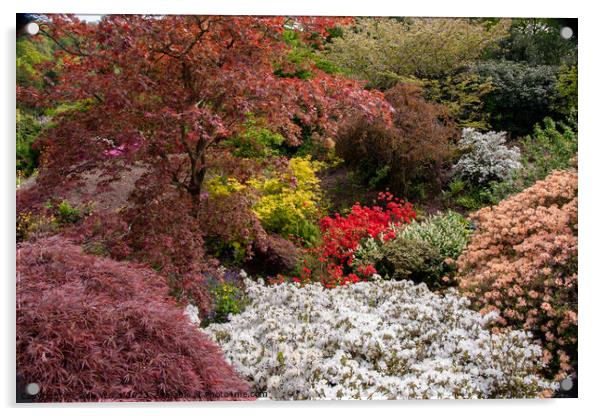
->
[252, 157, 324, 243]
[17, 211, 58, 241]
[204, 157, 324, 243]
[206, 176, 246, 198]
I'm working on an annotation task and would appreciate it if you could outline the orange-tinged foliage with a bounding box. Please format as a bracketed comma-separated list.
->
[456, 169, 577, 380]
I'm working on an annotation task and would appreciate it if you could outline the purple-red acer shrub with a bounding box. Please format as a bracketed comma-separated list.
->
[16, 236, 253, 402]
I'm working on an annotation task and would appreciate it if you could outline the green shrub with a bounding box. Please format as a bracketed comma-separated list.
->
[520, 117, 577, 183]
[483, 116, 577, 204]
[355, 237, 441, 284]
[472, 61, 559, 136]
[322, 17, 509, 89]
[398, 211, 472, 260]
[16, 36, 53, 88]
[225, 115, 285, 159]
[354, 211, 471, 288]
[16, 109, 42, 177]
[55, 200, 83, 224]
[555, 65, 577, 115]
[367, 164, 391, 190]
[205, 282, 246, 325]
[44, 99, 95, 118]
[454, 194, 483, 211]
[493, 18, 577, 66]
[422, 72, 496, 130]
[274, 29, 345, 80]
[444, 178, 493, 211]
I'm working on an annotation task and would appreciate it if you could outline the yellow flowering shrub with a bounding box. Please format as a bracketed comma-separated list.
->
[250, 157, 324, 244]
[16, 210, 59, 242]
[202, 157, 324, 245]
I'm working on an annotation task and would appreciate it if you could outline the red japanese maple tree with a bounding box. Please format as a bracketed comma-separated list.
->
[25, 14, 390, 200]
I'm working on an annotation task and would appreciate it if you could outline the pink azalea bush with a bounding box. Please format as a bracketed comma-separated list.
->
[455, 169, 577, 381]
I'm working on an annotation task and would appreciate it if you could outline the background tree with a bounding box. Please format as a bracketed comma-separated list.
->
[322, 17, 510, 89]
[493, 18, 577, 66]
[320, 17, 509, 129]
[16, 35, 55, 179]
[471, 61, 559, 136]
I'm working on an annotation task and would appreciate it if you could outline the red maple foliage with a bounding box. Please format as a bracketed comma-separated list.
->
[22, 15, 390, 202]
[16, 236, 253, 402]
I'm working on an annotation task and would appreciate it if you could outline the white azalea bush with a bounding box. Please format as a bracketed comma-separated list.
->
[453, 128, 522, 184]
[205, 278, 556, 399]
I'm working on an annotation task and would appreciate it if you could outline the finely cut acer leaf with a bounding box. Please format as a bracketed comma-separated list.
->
[17, 236, 253, 402]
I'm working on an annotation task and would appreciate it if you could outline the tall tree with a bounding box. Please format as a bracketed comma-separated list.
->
[22, 15, 390, 200]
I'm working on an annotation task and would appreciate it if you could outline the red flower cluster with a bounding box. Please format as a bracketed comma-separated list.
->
[319, 192, 415, 266]
[287, 193, 415, 288]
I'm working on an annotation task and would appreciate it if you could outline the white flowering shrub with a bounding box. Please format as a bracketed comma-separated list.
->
[184, 304, 201, 326]
[453, 128, 522, 184]
[205, 279, 555, 399]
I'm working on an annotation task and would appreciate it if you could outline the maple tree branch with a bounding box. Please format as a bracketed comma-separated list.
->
[39, 27, 91, 57]
[179, 124, 195, 166]
[153, 17, 212, 60]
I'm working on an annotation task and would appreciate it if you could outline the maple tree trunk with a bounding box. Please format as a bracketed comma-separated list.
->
[186, 148, 207, 199]
[188, 167, 206, 199]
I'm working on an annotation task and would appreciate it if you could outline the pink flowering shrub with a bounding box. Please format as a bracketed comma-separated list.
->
[16, 237, 253, 402]
[456, 169, 577, 381]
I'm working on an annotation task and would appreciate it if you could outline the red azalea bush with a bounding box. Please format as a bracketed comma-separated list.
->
[456, 169, 577, 381]
[320, 192, 416, 266]
[16, 236, 253, 402]
[284, 192, 416, 287]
